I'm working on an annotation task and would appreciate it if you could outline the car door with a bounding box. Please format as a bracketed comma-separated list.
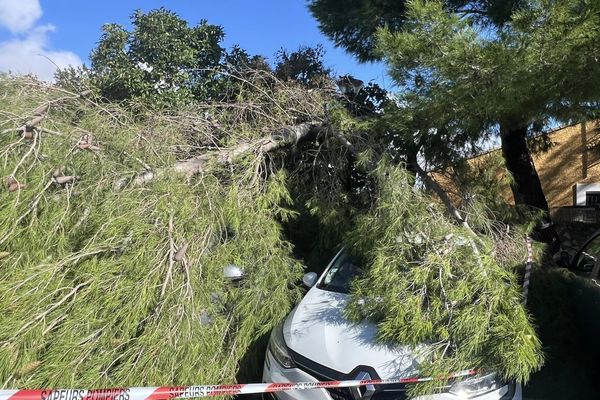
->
[571, 232, 600, 280]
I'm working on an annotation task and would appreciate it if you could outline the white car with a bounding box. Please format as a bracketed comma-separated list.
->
[262, 249, 521, 400]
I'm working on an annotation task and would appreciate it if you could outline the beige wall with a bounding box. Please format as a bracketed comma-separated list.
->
[531, 121, 600, 207]
[434, 121, 600, 208]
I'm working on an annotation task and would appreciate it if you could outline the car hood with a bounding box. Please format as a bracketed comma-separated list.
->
[283, 287, 420, 378]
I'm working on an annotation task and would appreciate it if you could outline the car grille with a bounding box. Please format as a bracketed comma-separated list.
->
[290, 350, 407, 400]
[294, 364, 353, 400]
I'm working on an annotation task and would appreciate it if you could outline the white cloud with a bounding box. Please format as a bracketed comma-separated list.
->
[0, 1, 81, 81]
[0, 24, 82, 81]
[0, 0, 42, 33]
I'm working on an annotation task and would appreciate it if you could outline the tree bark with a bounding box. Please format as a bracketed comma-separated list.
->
[500, 121, 549, 211]
[500, 120, 559, 247]
[115, 123, 322, 190]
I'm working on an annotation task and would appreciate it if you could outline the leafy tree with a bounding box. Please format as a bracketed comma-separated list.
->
[90, 8, 226, 105]
[336, 75, 389, 117]
[274, 45, 332, 87]
[225, 45, 271, 73]
[54, 65, 92, 93]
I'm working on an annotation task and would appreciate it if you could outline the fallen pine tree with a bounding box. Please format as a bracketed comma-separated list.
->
[0, 74, 331, 388]
[0, 73, 542, 398]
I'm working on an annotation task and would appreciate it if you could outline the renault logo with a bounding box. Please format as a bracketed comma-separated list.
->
[349, 371, 376, 400]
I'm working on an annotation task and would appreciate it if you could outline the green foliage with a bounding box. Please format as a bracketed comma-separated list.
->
[89, 8, 226, 106]
[54, 65, 92, 93]
[308, 0, 525, 61]
[345, 164, 543, 396]
[0, 75, 334, 387]
[511, 0, 600, 122]
[87, 7, 346, 107]
[376, 0, 600, 155]
[274, 45, 332, 88]
[0, 65, 552, 398]
[336, 75, 389, 117]
[308, 0, 411, 62]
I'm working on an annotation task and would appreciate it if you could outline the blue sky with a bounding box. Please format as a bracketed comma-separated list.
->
[0, 0, 393, 87]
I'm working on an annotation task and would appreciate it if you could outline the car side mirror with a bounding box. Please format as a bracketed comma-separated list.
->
[302, 272, 318, 288]
[223, 264, 245, 281]
[553, 250, 571, 268]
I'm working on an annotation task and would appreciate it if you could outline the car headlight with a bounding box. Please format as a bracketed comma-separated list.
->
[268, 321, 296, 369]
[449, 373, 505, 398]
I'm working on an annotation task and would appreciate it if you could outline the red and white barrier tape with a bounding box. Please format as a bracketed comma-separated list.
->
[523, 236, 534, 305]
[0, 370, 477, 400]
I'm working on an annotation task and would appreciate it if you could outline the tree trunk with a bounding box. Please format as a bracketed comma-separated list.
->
[500, 120, 559, 248]
[116, 122, 322, 190]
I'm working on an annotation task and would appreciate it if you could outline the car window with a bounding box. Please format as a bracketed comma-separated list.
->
[318, 251, 363, 294]
[574, 234, 600, 277]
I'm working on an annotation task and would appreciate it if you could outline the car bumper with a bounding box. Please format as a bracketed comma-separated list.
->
[263, 350, 333, 400]
[262, 350, 522, 400]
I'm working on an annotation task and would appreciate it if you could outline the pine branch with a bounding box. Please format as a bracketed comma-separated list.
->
[115, 122, 324, 189]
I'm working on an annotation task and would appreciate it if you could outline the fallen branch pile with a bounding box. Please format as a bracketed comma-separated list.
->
[0, 75, 331, 388]
[0, 74, 544, 398]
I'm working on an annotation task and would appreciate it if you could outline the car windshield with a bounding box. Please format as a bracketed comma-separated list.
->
[317, 251, 363, 294]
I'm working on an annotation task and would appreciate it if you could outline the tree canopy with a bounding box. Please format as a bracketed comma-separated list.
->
[374, 0, 600, 236]
[274, 45, 332, 87]
[83, 10, 345, 105]
[310, 0, 600, 246]
[308, 0, 525, 61]
[89, 8, 227, 105]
